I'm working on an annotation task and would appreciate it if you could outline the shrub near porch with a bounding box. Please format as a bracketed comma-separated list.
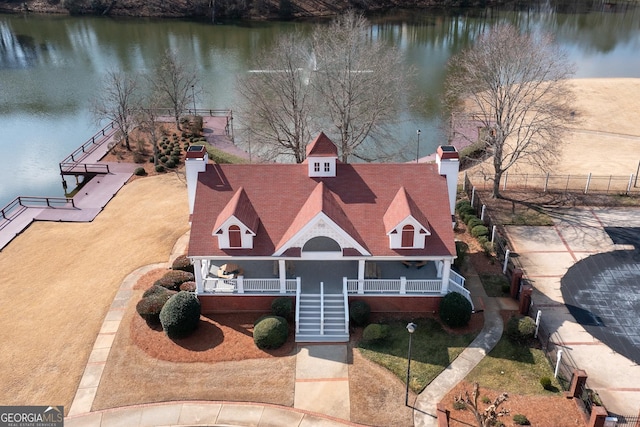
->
[357, 318, 480, 393]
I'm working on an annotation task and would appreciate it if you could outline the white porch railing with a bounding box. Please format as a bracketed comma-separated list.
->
[450, 270, 466, 287]
[202, 277, 297, 294]
[320, 282, 325, 336]
[346, 278, 443, 294]
[449, 280, 474, 310]
[295, 279, 301, 334]
[342, 280, 349, 334]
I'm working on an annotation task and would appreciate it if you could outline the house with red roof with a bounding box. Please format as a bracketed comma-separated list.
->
[186, 133, 469, 342]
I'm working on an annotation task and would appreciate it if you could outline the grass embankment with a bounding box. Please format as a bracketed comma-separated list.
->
[358, 318, 478, 393]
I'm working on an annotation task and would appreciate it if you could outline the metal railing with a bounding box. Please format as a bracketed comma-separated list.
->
[1, 196, 75, 220]
[60, 120, 116, 165]
[59, 162, 111, 175]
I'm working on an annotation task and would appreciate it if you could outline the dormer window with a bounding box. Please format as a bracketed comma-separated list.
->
[314, 162, 320, 172]
[324, 162, 330, 172]
[306, 133, 338, 178]
[229, 225, 242, 248]
[401, 225, 414, 247]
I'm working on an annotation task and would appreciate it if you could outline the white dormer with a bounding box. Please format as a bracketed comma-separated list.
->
[306, 132, 338, 178]
[387, 218, 430, 249]
[213, 217, 256, 249]
[212, 187, 259, 250]
[383, 187, 431, 250]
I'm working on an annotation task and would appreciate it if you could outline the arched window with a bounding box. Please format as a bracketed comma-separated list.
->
[228, 225, 242, 248]
[401, 225, 414, 247]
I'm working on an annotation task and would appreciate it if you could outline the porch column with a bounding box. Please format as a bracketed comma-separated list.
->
[358, 260, 365, 294]
[279, 259, 287, 293]
[436, 260, 444, 278]
[441, 260, 451, 294]
[193, 259, 204, 294]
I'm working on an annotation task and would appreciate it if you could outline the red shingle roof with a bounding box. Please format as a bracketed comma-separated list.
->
[188, 162, 455, 258]
[212, 187, 260, 233]
[306, 132, 338, 157]
[383, 187, 430, 234]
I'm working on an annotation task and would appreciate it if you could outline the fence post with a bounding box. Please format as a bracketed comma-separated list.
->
[569, 369, 587, 398]
[535, 310, 542, 338]
[555, 349, 563, 378]
[503, 249, 510, 274]
[491, 225, 497, 244]
[481, 204, 486, 221]
[544, 172, 550, 192]
[519, 284, 532, 315]
[627, 174, 634, 195]
[585, 173, 592, 194]
[471, 186, 476, 207]
[587, 405, 608, 427]
[463, 171, 467, 191]
[510, 269, 522, 299]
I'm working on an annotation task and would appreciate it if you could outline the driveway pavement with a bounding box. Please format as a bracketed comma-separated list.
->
[505, 207, 640, 417]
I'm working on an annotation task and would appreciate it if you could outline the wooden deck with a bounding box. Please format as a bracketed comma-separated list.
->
[0, 110, 236, 252]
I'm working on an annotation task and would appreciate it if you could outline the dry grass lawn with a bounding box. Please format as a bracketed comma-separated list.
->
[0, 173, 189, 414]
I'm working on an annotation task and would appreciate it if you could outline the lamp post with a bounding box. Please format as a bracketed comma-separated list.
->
[191, 85, 196, 113]
[405, 322, 417, 406]
[416, 129, 421, 163]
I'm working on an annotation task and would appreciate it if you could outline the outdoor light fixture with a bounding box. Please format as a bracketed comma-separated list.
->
[191, 85, 196, 112]
[405, 322, 417, 406]
[416, 129, 421, 163]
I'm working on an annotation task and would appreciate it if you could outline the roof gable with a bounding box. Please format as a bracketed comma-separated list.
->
[306, 132, 338, 157]
[383, 187, 430, 234]
[213, 187, 260, 233]
[275, 181, 367, 254]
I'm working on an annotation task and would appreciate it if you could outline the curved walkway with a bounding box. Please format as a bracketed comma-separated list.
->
[413, 273, 506, 427]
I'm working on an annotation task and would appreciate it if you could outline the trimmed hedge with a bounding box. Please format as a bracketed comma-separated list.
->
[136, 292, 172, 325]
[506, 315, 536, 343]
[159, 291, 201, 339]
[471, 225, 489, 238]
[439, 292, 472, 328]
[466, 217, 484, 229]
[253, 315, 289, 349]
[271, 297, 293, 319]
[349, 300, 371, 327]
[179, 281, 196, 292]
[454, 241, 469, 270]
[154, 270, 195, 291]
[171, 254, 195, 273]
[362, 323, 390, 343]
[134, 167, 147, 176]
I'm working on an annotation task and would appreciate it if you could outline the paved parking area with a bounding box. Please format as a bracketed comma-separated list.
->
[505, 207, 640, 416]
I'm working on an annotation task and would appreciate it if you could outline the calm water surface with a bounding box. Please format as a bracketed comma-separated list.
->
[1, 6, 640, 207]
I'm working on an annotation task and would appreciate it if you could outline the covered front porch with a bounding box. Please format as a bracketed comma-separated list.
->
[192, 258, 469, 302]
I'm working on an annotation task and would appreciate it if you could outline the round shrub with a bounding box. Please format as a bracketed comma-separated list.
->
[513, 414, 530, 425]
[165, 159, 176, 168]
[471, 225, 489, 238]
[159, 291, 201, 339]
[171, 155, 180, 163]
[136, 293, 172, 325]
[134, 167, 147, 176]
[160, 155, 168, 163]
[171, 254, 194, 273]
[271, 297, 293, 319]
[455, 200, 472, 212]
[154, 270, 195, 291]
[466, 217, 484, 229]
[540, 376, 552, 390]
[454, 241, 469, 270]
[439, 292, 472, 328]
[155, 164, 165, 173]
[506, 316, 536, 343]
[142, 284, 170, 298]
[349, 300, 371, 326]
[253, 315, 289, 349]
[179, 281, 196, 292]
[362, 323, 390, 343]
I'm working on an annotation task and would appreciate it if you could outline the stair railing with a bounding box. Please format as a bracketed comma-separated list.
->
[343, 279, 349, 334]
[320, 281, 325, 336]
[295, 277, 301, 334]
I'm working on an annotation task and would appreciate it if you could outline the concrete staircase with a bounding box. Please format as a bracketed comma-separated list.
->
[296, 293, 349, 343]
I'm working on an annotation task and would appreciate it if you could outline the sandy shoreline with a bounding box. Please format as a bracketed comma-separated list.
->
[0, 77, 638, 413]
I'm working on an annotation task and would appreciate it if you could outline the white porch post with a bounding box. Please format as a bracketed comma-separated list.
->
[436, 260, 444, 278]
[237, 276, 244, 294]
[279, 259, 287, 293]
[358, 260, 365, 294]
[193, 259, 204, 294]
[400, 277, 407, 294]
[441, 260, 452, 294]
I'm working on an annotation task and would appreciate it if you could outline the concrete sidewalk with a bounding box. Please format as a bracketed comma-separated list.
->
[413, 273, 506, 427]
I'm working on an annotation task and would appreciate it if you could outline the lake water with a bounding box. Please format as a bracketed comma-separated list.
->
[1, 5, 640, 207]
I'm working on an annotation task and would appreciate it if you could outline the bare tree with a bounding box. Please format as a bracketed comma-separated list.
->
[149, 50, 199, 131]
[311, 11, 413, 162]
[236, 31, 315, 163]
[91, 69, 140, 151]
[455, 382, 509, 427]
[444, 24, 576, 198]
[136, 91, 165, 166]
